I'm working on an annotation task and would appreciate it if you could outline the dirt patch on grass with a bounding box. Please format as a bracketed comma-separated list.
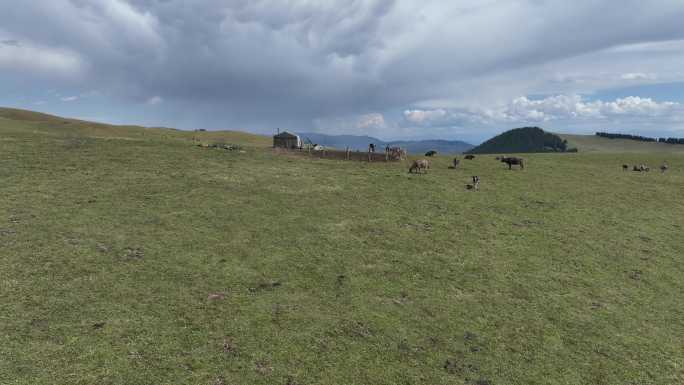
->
[331, 319, 374, 339]
[403, 222, 433, 232]
[248, 281, 282, 293]
[96, 243, 110, 253]
[222, 338, 238, 356]
[122, 247, 144, 260]
[208, 292, 226, 300]
[0, 228, 16, 236]
[255, 360, 273, 375]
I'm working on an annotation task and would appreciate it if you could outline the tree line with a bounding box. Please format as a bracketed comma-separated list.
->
[596, 132, 684, 145]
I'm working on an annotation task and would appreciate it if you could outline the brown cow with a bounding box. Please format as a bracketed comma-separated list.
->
[409, 159, 430, 174]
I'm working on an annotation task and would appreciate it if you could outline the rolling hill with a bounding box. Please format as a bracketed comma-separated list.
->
[466, 126, 571, 154]
[1, 108, 684, 384]
[0, 107, 271, 147]
[560, 133, 684, 153]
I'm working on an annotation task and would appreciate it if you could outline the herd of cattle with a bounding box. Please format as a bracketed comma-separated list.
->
[408, 154, 525, 190]
[408, 151, 672, 190]
[409, 154, 524, 174]
[623, 163, 669, 173]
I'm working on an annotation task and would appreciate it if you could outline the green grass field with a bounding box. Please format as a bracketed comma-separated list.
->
[1, 109, 683, 385]
[560, 134, 684, 153]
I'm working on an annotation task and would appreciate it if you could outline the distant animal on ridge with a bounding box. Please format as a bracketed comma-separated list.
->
[622, 164, 629, 171]
[501, 157, 524, 170]
[661, 163, 669, 173]
[466, 176, 480, 190]
[464, 155, 475, 160]
[425, 150, 437, 157]
[409, 159, 430, 174]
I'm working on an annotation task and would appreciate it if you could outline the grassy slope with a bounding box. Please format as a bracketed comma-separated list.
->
[560, 133, 684, 153]
[0, 107, 271, 147]
[1, 110, 683, 385]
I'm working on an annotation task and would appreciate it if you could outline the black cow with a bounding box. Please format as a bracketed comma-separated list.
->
[501, 157, 524, 170]
[425, 150, 437, 157]
[464, 155, 475, 160]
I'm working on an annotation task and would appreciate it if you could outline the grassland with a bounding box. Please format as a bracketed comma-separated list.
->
[560, 133, 684, 153]
[1, 109, 683, 385]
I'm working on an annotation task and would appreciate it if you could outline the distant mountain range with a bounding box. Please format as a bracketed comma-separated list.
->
[296, 132, 474, 154]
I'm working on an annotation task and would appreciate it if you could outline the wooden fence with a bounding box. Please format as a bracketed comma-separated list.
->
[275, 147, 406, 162]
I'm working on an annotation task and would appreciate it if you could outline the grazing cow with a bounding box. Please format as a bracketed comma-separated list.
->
[634, 164, 650, 172]
[466, 176, 480, 190]
[464, 155, 476, 160]
[501, 157, 524, 170]
[425, 150, 437, 157]
[622, 164, 629, 171]
[409, 159, 430, 174]
[661, 163, 669, 173]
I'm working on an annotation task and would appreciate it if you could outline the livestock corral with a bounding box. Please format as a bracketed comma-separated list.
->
[274, 145, 407, 162]
[2, 110, 684, 385]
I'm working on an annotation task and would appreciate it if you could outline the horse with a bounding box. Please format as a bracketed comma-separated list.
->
[409, 159, 430, 174]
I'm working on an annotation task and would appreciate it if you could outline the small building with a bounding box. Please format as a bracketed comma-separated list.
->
[273, 131, 301, 149]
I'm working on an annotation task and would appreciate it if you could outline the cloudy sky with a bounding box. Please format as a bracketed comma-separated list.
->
[1, 0, 684, 143]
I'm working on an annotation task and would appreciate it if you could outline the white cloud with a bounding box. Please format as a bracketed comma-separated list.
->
[621, 72, 657, 81]
[356, 113, 386, 130]
[404, 95, 681, 126]
[404, 109, 447, 124]
[0, 36, 84, 77]
[146, 96, 164, 105]
[61, 96, 79, 102]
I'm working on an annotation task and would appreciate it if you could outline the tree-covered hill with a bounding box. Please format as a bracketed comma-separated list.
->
[467, 126, 572, 154]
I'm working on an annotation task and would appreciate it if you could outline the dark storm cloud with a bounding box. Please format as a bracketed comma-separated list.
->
[1, 0, 684, 137]
[1, 40, 20, 46]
